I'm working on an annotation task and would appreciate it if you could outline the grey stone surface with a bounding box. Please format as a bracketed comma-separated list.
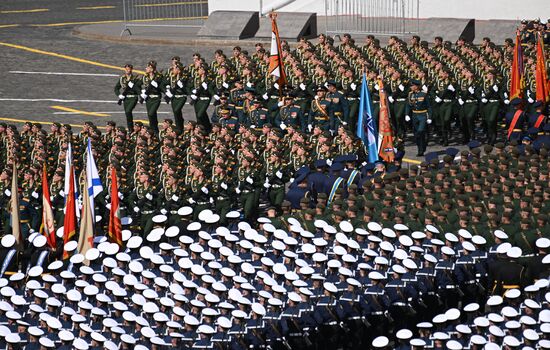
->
[197, 11, 259, 40]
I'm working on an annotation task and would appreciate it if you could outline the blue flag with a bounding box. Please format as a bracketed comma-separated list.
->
[356, 73, 379, 163]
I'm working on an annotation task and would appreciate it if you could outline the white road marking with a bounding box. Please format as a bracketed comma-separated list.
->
[9, 71, 119, 77]
[0, 98, 116, 103]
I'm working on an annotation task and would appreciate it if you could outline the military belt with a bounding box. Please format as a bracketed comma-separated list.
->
[445, 285, 458, 289]
[199, 97, 210, 100]
[347, 97, 358, 100]
[142, 210, 154, 215]
[502, 284, 520, 289]
[464, 280, 476, 285]
[371, 311, 384, 315]
[235, 106, 244, 110]
[174, 95, 187, 98]
[488, 99, 499, 102]
[126, 94, 137, 97]
[20, 220, 30, 223]
[170, 210, 178, 214]
[465, 100, 476, 103]
[197, 201, 209, 205]
[270, 95, 279, 99]
[396, 98, 406, 102]
[315, 117, 329, 121]
[442, 99, 452, 102]
[271, 184, 284, 188]
[413, 110, 428, 113]
[512, 129, 522, 132]
[216, 196, 229, 200]
[149, 94, 160, 98]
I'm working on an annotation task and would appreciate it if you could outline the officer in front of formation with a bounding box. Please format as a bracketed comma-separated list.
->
[309, 86, 333, 133]
[114, 63, 141, 130]
[273, 94, 304, 131]
[140, 60, 164, 133]
[405, 80, 431, 156]
[163, 62, 188, 132]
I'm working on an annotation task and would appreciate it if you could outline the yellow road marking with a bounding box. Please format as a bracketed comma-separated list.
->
[0, 42, 145, 74]
[0, 117, 106, 129]
[30, 16, 207, 27]
[402, 157, 422, 165]
[51, 106, 110, 117]
[76, 6, 116, 10]
[0, 8, 49, 14]
[136, 1, 207, 7]
[135, 119, 150, 125]
[0, 24, 19, 29]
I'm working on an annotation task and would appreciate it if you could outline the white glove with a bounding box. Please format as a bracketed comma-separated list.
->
[209, 197, 214, 204]
[133, 207, 140, 213]
[165, 90, 173, 98]
[50, 196, 54, 201]
[263, 181, 270, 189]
[350, 83, 357, 91]
[427, 119, 432, 125]
[220, 182, 228, 190]
[250, 125, 256, 129]
[435, 97, 442, 103]
[280, 122, 286, 130]
[448, 84, 455, 92]
[274, 83, 279, 90]
[4, 189, 10, 197]
[481, 98, 488, 103]
[329, 130, 335, 136]
[374, 84, 379, 91]
[528, 97, 534, 103]
[188, 198, 195, 204]
[192, 89, 197, 94]
[277, 101, 284, 107]
[342, 122, 348, 126]
[422, 85, 428, 93]
[191, 95, 197, 100]
[118, 192, 124, 200]
[388, 96, 394, 103]
[276, 171, 283, 179]
[289, 178, 294, 183]
[458, 98, 464, 106]
[140, 93, 147, 100]
[222, 82, 229, 89]
[399, 84, 405, 91]
[128, 81, 134, 88]
[161, 209, 167, 215]
[177, 80, 184, 88]
[405, 115, 411, 122]
[145, 193, 153, 201]
[171, 194, 179, 201]
[504, 92, 508, 98]
[493, 85, 499, 92]
[262, 93, 269, 100]
[59, 190, 64, 197]
[201, 187, 208, 194]
[308, 124, 313, 132]
[314, 95, 319, 100]
[468, 86, 475, 94]
[201, 82, 208, 89]
[214, 95, 220, 101]
[235, 188, 241, 194]
[326, 159, 333, 166]
[300, 83, 306, 90]
[246, 82, 252, 88]
[246, 176, 253, 184]
[504, 99, 510, 105]
[118, 94, 125, 100]
[31, 191, 39, 199]
[151, 80, 158, 88]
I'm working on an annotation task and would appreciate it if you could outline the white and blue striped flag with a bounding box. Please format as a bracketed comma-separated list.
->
[86, 139, 103, 219]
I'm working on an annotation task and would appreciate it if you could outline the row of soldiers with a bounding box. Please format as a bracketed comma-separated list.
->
[0, 192, 547, 349]
[114, 28, 550, 148]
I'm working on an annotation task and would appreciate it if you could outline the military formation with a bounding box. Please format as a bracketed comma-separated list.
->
[115, 20, 550, 153]
[0, 19, 547, 350]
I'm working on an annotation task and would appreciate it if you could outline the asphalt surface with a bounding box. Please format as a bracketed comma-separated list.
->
[0, 0, 472, 162]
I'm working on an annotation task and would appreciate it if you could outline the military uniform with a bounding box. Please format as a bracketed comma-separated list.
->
[114, 71, 141, 130]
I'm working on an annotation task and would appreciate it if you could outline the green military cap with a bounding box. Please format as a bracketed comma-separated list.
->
[305, 209, 316, 216]
[364, 201, 375, 209]
[484, 145, 493, 153]
[281, 200, 291, 208]
[318, 193, 328, 199]
[494, 142, 505, 150]
[347, 206, 358, 213]
[381, 208, 392, 214]
[316, 203, 326, 210]
[334, 211, 346, 218]
[299, 198, 309, 204]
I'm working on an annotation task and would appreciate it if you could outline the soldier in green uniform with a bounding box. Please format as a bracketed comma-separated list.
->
[273, 94, 303, 130]
[480, 70, 503, 145]
[114, 64, 141, 130]
[162, 175, 183, 227]
[235, 156, 260, 220]
[188, 165, 211, 220]
[458, 70, 479, 144]
[140, 61, 164, 133]
[163, 62, 188, 132]
[433, 70, 457, 146]
[262, 152, 288, 211]
[308, 86, 333, 132]
[189, 64, 213, 132]
[246, 99, 269, 128]
[210, 163, 232, 225]
[405, 80, 432, 156]
[129, 171, 159, 236]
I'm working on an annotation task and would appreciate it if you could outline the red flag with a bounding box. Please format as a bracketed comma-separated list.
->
[62, 166, 77, 259]
[509, 32, 524, 100]
[535, 33, 550, 104]
[108, 167, 123, 246]
[10, 163, 23, 250]
[41, 164, 56, 249]
[268, 12, 287, 88]
[377, 79, 395, 162]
